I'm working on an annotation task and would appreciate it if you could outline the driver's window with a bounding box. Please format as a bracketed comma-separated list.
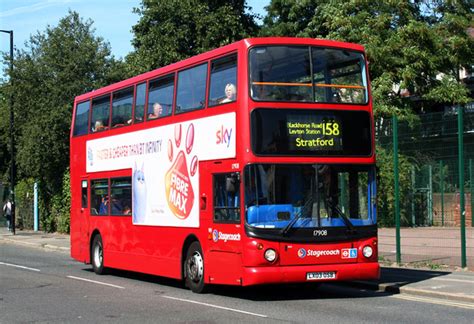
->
[213, 173, 240, 223]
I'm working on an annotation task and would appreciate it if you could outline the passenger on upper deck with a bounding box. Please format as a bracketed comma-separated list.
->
[148, 102, 163, 119]
[220, 83, 236, 103]
[93, 120, 106, 132]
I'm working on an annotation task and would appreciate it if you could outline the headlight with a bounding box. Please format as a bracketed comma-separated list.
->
[264, 249, 277, 262]
[362, 245, 373, 258]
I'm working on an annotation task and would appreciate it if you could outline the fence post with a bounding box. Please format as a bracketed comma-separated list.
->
[34, 182, 38, 231]
[393, 115, 401, 264]
[457, 106, 466, 268]
[470, 159, 473, 228]
[428, 165, 433, 226]
[411, 165, 416, 227]
[440, 160, 444, 226]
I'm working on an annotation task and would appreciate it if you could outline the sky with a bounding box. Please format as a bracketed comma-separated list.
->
[0, 0, 268, 61]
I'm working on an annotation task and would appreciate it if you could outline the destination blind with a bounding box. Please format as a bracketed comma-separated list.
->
[251, 108, 372, 156]
[286, 115, 342, 151]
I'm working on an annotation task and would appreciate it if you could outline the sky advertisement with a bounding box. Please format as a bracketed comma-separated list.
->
[86, 112, 236, 227]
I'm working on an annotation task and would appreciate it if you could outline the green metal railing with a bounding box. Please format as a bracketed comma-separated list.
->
[377, 106, 472, 269]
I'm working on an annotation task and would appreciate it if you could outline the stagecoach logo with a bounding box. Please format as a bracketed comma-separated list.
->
[298, 248, 307, 258]
[212, 229, 219, 242]
[298, 248, 340, 258]
[210, 228, 241, 242]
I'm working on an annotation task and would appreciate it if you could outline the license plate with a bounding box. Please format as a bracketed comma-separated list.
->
[306, 271, 336, 281]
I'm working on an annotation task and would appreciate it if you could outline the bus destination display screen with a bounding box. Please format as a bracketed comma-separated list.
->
[287, 115, 342, 151]
[251, 108, 372, 156]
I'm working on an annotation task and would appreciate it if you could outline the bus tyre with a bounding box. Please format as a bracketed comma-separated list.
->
[91, 234, 106, 275]
[185, 242, 207, 293]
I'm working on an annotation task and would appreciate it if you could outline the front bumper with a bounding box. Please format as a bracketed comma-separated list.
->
[242, 262, 379, 286]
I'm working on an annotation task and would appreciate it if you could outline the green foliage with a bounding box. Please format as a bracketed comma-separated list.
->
[14, 178, 35, 229]
[376, 146, 414, 227]
[127, 0, 259, 74]
[261, 0, 474, 117]
[0, 87, 11, 183]
[261, 0, 473, 226]
[41, 212, 56, 233]
[49, 169, 71, 233]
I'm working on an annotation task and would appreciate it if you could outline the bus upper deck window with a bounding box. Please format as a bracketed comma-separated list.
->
[134, 82, 146, 124]
[91, 95, 110, 132]
[249, 46, 367, 104]
[209, 54, 237, 107]
[73, 101, 90, 136]
[312, 48, 367, 104]
[249, 46, 312, 102]
[176, 63, 208, 113]
[112, 87, 133, 128]
[148, 74, 174, 120]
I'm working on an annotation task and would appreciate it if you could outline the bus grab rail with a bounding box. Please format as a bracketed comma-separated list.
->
[251, 81, 366, 89]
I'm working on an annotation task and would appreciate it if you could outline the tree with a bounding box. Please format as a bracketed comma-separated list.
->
[0, 11, 127, 230]
[261, 0, 473, 227]
[261, 0, 473, 117]
[0, 87, 10, 184]
[126, 0, 259, 74]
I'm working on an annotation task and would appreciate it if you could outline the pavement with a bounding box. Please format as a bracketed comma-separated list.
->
[1, 227, 473, 305]
[378, 227, 474, 270]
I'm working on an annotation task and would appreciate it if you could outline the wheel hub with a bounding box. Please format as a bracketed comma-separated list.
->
[94, 244, 103, 267]
[187, 251, 203, 282]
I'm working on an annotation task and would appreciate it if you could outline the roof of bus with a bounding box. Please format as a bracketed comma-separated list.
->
[74, 37, 365, 103]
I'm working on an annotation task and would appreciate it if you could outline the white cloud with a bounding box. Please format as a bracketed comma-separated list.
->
[0, 0, 77, 18]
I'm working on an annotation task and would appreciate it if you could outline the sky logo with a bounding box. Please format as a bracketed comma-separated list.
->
[216, 126, 233, 148]
[298, 248, 307, 258]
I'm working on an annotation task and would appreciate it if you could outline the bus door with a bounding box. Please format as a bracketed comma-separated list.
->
[74, 178, 90, 262]
[207, 171, 243, 285]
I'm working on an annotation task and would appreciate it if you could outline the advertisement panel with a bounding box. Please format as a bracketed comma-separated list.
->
[86, 112, 236, 227]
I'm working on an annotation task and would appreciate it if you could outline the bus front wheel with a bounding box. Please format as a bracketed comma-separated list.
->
[91, 234, 106, 275]
[185, 242, 207, 293]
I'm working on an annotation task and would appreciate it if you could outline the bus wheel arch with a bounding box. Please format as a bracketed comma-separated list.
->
[182, 237, 208, 293]
[90, 230, 106, 275]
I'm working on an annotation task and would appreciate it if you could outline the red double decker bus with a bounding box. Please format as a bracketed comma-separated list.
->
[70, 37, 379, 293]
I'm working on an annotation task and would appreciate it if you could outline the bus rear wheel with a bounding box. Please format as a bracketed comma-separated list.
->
[91, 234, 106, 275]
[185, 242, 207, 293]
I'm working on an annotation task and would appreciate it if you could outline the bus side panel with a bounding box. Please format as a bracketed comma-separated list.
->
[104, 218, 185, 279]
[106, 250, 182, 280]
[206, 250, 243, 285]
[70, 209, 85, 262]
[70, 167, 88, 263]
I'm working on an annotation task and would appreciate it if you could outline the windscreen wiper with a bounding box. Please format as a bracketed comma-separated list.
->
[281, 198, 313, 235]
[325, 198, 356, 232]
